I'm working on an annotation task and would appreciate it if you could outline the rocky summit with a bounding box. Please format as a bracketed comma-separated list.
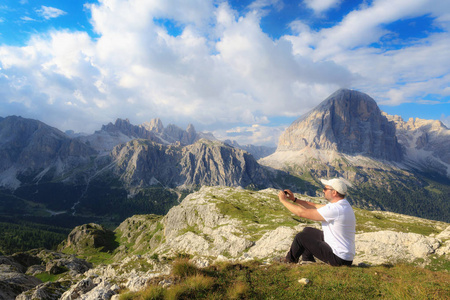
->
[1, 187, 449, 299]
[277, 89, 403, 161]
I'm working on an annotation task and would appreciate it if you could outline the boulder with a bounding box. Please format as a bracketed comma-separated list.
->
[59, 223, 117, 253]
[354, 230, 441, 265]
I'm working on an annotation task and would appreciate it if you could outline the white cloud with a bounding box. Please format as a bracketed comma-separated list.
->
[21, 16, 35, 22]
[248, 0, 284, 12]
[304, 0, 342, 14]
[36, 6, 67, 20]
[214, 124, 287, 147]
[292, 0, 436, 60]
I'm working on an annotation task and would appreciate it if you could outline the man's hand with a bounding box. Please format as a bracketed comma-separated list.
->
[279, 190, 295, 202]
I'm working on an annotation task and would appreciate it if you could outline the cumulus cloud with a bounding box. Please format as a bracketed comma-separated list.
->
[0, 0, 449, 146]
[214, 124, 286, 147]
[36, 6, 67, 20]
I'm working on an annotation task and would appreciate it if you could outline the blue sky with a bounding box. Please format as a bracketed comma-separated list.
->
[1, 0, 449, 146]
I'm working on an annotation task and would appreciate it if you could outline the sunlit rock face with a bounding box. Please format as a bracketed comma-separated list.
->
[277, 89, 403, 161]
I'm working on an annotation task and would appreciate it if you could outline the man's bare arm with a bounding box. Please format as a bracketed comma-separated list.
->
[283, 189, 326, 209]
[279, 190, 325, 222]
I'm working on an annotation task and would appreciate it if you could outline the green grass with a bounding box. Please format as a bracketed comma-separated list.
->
[118, 260, 450, 299]
[61, 245, 115, 265]
[354, 208, 446, 235]
[34, 272, 61, 283]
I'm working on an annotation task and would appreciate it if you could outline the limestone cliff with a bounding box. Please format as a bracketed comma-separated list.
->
[277, 89, 402, 161]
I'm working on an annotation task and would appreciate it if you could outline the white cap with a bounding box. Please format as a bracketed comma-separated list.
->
[320, 178, 347, 195]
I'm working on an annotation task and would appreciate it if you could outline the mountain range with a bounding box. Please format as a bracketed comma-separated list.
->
[0, 89, 449, 230]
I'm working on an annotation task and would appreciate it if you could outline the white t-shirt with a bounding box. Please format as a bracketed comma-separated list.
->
[317, 199, 356, 261]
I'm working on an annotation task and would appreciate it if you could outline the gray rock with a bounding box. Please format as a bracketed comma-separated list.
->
[354, 230, 441, 265]
[386, 114, 450, 178]
[60, 278, 96, 300]
[16, 281, 72, 300]
[0, 262, 42, 300]
[26, 265, 45, 276]
[59, 223, 116, 254]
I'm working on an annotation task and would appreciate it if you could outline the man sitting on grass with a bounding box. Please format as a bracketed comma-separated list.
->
[278, 178, 355, 266]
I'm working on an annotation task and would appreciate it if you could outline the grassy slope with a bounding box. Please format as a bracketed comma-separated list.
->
[119, 259, 450, 300]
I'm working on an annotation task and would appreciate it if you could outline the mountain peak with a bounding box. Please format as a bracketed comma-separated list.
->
[142, 118, 164, 133]
[277, 89, 403, 161]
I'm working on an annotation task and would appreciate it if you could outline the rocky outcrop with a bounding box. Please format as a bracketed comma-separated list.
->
[16, 278, 119, 300]
[59, 223, 116, 254]
[0, 256, 42, 299]
[354, 231, 441, 266]
[100, 118, 162, 142]
[16, 281, 72, 300]
[277, 89, 402, 161]
[110, 187, 449, 266]
[0, 249, 92, 299]
[110, 139, 184, 188]
[97, 118, 203, 147]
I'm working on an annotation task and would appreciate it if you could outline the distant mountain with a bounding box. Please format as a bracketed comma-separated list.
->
[385, 114, 450, 178]
[0, 116, 96, 189]
[110, 139, 271, 190]
[0, 116, 278, 224]
[261, 88, 450, 178]
[78, 118, 215, 154]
